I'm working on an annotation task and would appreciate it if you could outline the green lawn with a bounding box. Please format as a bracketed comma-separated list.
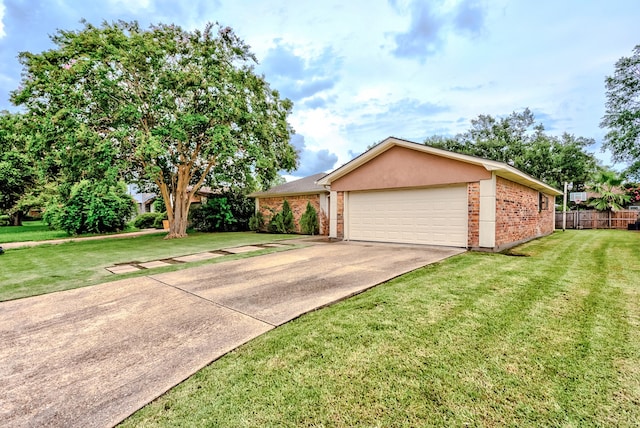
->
[121, 230, 640, 427]
[0, 231, 299, 301]
[0, 220, 71, 242]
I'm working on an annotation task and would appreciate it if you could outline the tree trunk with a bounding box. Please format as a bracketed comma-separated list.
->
[164, 174, 192, 239]
[11, 212, 22, 227]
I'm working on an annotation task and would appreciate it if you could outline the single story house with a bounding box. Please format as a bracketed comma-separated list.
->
[249, 173, 329, 235]
[253, 137, 562, 251]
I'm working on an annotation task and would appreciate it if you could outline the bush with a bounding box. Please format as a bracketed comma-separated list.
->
[0, 214, 9, 226]
[267, 200, 295, 234]
[43, 180, 136, 235]
[249, 211, 264, 232]
[300, 202, 319, 235]
[190, 197, 236, 232]
[189, 191, 255, 232]
[133, 212, 163, 229]
[152, 212, 168, 229]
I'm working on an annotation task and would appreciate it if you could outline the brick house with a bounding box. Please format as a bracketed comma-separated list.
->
[253, 137, 562, 251]
[249, 173, 329, 235]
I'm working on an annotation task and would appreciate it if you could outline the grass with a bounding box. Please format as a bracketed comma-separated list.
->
[0, 231, 300, 302]
[120, 230, 640, 427]
[0, 220, 71, 242]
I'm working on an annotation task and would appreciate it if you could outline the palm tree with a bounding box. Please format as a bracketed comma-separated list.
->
[588, 171, 631, 228]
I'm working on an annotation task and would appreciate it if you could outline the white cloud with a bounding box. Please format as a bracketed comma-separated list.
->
[0, 1, 5, 39]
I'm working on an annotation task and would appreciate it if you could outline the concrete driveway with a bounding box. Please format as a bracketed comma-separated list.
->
[0, 241, 464, 427]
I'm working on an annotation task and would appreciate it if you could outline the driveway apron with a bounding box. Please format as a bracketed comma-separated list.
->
[0, 241, 464, 427]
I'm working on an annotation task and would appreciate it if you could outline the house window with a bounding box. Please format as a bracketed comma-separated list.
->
[539, 193, 549, 211]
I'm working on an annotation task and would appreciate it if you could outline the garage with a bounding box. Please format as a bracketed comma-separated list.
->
[347, 186, 468, 246]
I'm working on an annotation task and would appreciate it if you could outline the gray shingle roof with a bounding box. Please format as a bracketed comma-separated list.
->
[249, 172, 328, 197]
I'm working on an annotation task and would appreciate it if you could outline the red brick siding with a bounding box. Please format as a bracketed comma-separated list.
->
[336, 192, 344, 239]
[495, 177, 554, 246]
[467, 182, 480, 247]
[258, 195, 328, 235]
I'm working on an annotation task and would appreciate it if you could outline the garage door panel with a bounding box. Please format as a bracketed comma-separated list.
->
[348, 186, 467, 247]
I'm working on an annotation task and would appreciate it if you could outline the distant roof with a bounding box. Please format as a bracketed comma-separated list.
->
[249, 173, 328, 197]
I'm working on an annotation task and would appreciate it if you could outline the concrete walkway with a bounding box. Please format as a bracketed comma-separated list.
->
[0, 241, 465, 427]
[1, 228, 165, 250]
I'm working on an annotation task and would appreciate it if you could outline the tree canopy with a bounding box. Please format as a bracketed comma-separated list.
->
[601, 45, 640, 178]
[424, 108, 598, 190]
[12, 21, 298, 238]
[0, 112, 37, 225]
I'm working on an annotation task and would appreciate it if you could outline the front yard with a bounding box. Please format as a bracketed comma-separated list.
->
[0, 231, 299, 301]
[121, 230, 640, 427]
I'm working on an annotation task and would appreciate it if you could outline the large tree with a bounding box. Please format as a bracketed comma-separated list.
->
[601, 45, 640, 178]
[425, 109, 598, 190]
[12, 21, 297, 238]
[0, 112, 37, 226]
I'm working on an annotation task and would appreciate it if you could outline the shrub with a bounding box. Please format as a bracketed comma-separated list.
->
[190, 197, 237, 232]
[0, 214, 9, 226]
[267, 200, 295, 234]
[152, 212, 168, 229]
[249, 211, 264, 232]
[300, 202, 319, 235]
[133, 212, 162, 229]
[43, 180, 136, 235]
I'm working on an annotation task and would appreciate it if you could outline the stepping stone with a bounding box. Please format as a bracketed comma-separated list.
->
[173, 252, 224, 263]
[261, 243, 290, 248]
[106, 264, 141, 274]
[223, 245, 264, 254]
[138, 260, 173, 269]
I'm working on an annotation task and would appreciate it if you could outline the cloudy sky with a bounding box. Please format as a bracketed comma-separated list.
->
[0, 0, 638, 179]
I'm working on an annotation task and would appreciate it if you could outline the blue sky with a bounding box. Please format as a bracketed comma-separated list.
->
[0, 0, 638, 179]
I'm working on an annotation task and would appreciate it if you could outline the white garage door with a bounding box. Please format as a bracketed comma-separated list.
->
[347, 186, 468, 247]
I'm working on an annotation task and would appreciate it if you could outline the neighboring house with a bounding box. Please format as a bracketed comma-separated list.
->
[127, 184, 217, 215]
[254, 137, 562, 251]
[249, 173, 329, 235]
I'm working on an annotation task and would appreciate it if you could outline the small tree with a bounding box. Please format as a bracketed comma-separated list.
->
[190, 197, 236, 232]
[587, 171, 631, 228]
[249, 211, 264, 232]
[267, 200, 295, 234]
[44, 180, 136, 234]
[300, 202, 319, 235]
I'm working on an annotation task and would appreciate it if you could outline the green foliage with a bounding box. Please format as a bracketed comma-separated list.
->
[190, 198, 236, 232]
[425, 108, 598, 189]
[249, 211, 264, 232]
[587, 171, 631, 212]
[152, 198, 166, 213]
[267, 200, 296, 234]
[0, 112, 38, 225]
[300, 202, 319, 235]
[190, 191, 254, 232]
[601, 45, 640, 177]
[12, 21, 298, 238]
[43, 180, 136, 235]
[133, 212, 165, 229]
[0, 215, 9, 226]
[152, 212, 168, 229]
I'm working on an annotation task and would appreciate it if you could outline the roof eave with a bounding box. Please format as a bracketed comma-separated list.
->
[317, 136, 562, 196]
[248, 189, 329, 198]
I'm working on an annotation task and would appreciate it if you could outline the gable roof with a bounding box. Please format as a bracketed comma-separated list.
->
[317, 137, 563, 196]
[249, 172, 329, 198]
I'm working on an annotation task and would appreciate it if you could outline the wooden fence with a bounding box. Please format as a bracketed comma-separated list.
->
[555, 210, 640, 230]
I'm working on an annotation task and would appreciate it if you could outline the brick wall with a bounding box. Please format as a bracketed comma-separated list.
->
[495, 177, 554, 247]
[336, 191, 344, 239]
[467, 182, 480, 247]
[258, 195, 328, 235]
